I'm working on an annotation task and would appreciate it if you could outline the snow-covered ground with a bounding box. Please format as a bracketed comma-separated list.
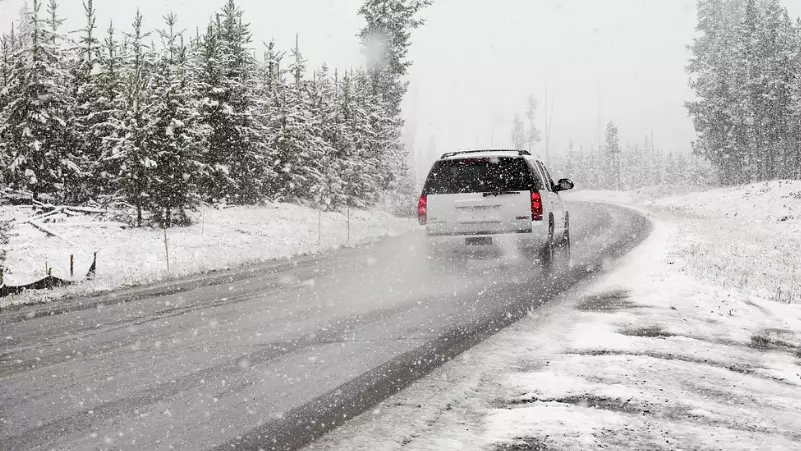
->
[0, 203, 416, 308]
[306, 181, 801, 451]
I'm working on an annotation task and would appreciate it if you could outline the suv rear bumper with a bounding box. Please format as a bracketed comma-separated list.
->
[426, 222, 549, 254]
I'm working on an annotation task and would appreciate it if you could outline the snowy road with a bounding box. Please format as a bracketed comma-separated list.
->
[0, 202, 649, 451]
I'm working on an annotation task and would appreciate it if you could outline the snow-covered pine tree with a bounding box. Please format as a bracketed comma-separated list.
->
[146, 13, 209, 227]
[791, 18, 801, 179]
[525, 95, 542, 154]
[358, 0, 431, 119]
[358, 0, 431, 203]
[88, 21, 127, 200]
[305, 64, 340, 210]
[118, 10, 155, 226]
[270, 35, 323, 203]
[195, 22, 232, 203]
[197, 0, 270, 204]
[511, 114, 526, 150]
[45, 0, 83, 203]
[0, 28, 18, 174]
[686, 0, 746, 185]
[70, 0, 108, 201]
[758, 1, 797, 180]
[0, 35, 8, 178]
[318, 67, 350, 209]
[0, 0, 77, 202]
[252, 40, 282, 197]
[219, 0, 271, 204]
[0, 28, 15, 95]
[359, 67, 408, 199]
[333, 70, 362, 208]
[605, 121, 621, 190]
[737, 0, 765, 182]
[349, 69, 383, 207]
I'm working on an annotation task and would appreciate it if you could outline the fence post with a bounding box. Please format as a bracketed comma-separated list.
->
[163, 224, 170, 273]
[70, 254, 74, 278]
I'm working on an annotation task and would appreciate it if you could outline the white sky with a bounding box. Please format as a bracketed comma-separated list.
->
[2, 0, 801, 176]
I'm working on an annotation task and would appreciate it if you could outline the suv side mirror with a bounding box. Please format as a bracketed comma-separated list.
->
[555, 178, 574, 192]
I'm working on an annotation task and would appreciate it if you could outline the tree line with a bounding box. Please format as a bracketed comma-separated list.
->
[548, 122, 716, 191]
[504, 92, 714, 190]
[687, 0, 801, 185]
[0, 0, 430, 226]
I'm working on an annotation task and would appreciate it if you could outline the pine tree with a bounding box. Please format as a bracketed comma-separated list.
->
[790, 18, 801, 179]
[0, 28, 18, 175]
[144, 13, 209, 227]
[118, 10, 154, 226]
[304, 64, 336, 209]
[759, 1, 797, 179]
[686, 0, 746, 185]
[358, 0, 431, 118]
[70, 0, 108, 200]
[197, 0, 271, 204]
[510, 114, 526, 150]
[270, 36, 323, 203]
[358, 0, 431, 202]
[196, 22, 231, 203]
[525, 95, 541, 154]
[0, 0, 77, 202]
[605, 121, 621, 190]
[687, 0, 800, 184]
[0, 28, 16, 95]
[349, 69, 383, 207]
[89, 21, 127, 199]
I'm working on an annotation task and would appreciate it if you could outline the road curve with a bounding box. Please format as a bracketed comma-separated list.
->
[0, 202, 650, 451]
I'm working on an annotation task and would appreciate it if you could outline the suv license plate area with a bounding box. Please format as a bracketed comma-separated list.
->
[466, 237, 492, 246]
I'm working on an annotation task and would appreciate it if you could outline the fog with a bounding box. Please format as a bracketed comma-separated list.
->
[2, 0, 800, 178]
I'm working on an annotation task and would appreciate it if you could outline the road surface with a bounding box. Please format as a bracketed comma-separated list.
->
[0, 201, 649, 451]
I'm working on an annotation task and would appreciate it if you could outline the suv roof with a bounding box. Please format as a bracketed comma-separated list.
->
[439, 149, 531, 160]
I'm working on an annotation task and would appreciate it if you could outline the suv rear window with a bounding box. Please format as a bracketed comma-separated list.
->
[423, 157, 540, 194]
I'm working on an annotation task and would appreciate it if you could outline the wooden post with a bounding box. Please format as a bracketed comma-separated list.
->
[163, 224, 170, 272]
[70, 254, 74, 278]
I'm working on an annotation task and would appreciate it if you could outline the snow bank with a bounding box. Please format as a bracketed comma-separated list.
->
[570, 181, 801, 304]
[0, 204, 416, 308]
[653, 179, 801, 222]
[651, 180, 801, 304]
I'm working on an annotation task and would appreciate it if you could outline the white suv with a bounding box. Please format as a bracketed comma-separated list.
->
[417, 150, 574, 264]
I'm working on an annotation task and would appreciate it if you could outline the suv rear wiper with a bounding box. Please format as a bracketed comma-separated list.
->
[482, 191, 519, 197]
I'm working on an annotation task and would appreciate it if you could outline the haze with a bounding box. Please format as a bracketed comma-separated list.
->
[2, 0, 800, 179]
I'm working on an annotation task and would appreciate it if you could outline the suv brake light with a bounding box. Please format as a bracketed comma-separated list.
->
[531, 191, 543, 221]
[418, 194, 428, 225]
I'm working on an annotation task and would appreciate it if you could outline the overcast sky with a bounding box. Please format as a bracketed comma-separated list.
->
[2, 0, 801, 176]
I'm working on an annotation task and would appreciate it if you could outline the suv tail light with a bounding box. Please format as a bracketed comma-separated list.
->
[418, 194, 428, 225]
[531, 191, 543, 221]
